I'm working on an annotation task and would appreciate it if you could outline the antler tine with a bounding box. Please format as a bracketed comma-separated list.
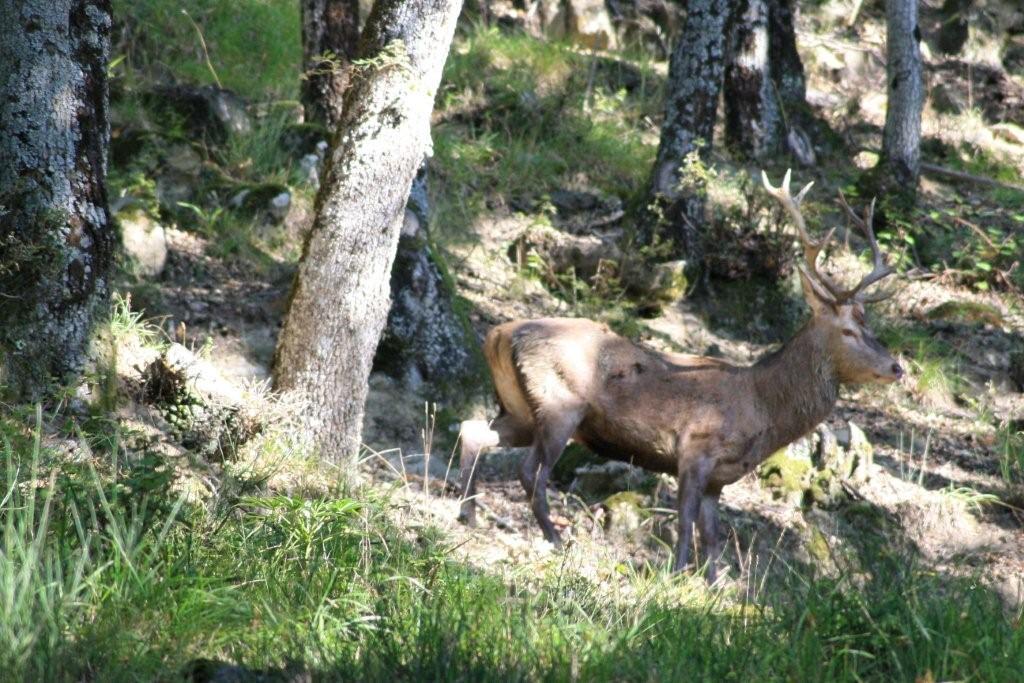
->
[836, 192, 896, 303]
[761, 169, 842, 299]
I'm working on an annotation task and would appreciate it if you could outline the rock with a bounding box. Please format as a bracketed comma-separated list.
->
[622, 258, 687, 307]
[549, 189, 624, 234]
[566, 0, 617, 49]
[387, 452, 455, 483]
[147, 85, 251, 142]
[298, 153, 321, 188]
[156, 144, 204, 210]
[571, 460, 650, 498]
[607, 0, 680, 57]
[758, 446, 813, 506]
[268, 191, 291, 222]
[118, 211, 168, 278]
[602, 490, 648, 537]
[931, 82, 966, 115]
[991, 122, 1024, 147]
[835, 421, 873, 483]
[511, 223, 623, 283]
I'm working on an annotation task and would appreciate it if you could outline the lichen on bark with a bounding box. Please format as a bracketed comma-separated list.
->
[0, 1, 115, 399]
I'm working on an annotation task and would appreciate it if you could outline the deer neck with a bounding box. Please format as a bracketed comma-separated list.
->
[752, 321, 839, 453]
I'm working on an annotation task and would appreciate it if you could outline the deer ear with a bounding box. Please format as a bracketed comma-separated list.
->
[797, 265, 838, 316]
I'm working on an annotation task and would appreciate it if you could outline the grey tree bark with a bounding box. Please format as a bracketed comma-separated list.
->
[0, 0, 115, 400]
[724, 0, 778, 158]
[647, 0, 731, 260]
[768, 0, 805, 114]
[301, 0, 361, 130]
[273, 0, 464, 462]
[876, 0, 924, 195]
[724, 0, 807, 160]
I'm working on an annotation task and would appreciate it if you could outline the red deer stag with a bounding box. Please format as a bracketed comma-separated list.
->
[457, 170, 902, 583]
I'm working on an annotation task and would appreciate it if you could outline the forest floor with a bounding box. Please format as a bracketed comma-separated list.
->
[6, 0, 1024, 679]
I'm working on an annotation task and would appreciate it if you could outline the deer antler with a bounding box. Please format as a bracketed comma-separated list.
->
[761, 169, 843, 301]
[836, 191, 895, 303]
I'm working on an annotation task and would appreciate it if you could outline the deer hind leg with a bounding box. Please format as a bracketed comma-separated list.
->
[457, 414, 532, 527]
[519, 410, 583, 548]
[673, 457, 713, 574]
[697, 489, 722, 584]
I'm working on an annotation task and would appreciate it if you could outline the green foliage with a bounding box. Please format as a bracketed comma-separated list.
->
[877, 322, 962, 401]
[112, 0, 301, 100]
[433, 27, 659, 237]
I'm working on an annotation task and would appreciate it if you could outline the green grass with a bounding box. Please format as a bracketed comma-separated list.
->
[877, 322, 962, 403]
[3, 414, 1023, 682]
[112, 0, 301, 100]
[432, 27, 660, 239]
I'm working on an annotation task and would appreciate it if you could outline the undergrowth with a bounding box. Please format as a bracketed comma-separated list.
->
[2, 414, 1022, 682]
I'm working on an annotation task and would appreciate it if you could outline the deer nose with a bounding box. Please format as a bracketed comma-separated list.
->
[891, 362, 903, 379]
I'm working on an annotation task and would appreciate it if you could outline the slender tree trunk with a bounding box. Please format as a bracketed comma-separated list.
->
[0, 0, 115, 400]
[648, 0, 731, 260]
[273, 0, 464, 462]
[877, 0, 924, 195]
[301, 0, 361, 130]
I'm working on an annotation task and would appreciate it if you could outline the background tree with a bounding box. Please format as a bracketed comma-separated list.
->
[273, 0, 465, 462]
[647, 0, 732, 261]
[0, 0, 115, 400]
[300, 0, 361, 130]
[724, 0, 809, 161]
[875, 0, 924, 198]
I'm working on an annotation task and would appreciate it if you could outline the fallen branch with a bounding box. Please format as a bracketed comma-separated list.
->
[920, 162, 1024, 194]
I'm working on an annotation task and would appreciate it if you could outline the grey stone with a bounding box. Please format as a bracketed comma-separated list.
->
[119, 211, 168, 278]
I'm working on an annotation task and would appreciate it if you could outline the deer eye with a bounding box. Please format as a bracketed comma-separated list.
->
[842, 329, 858, 338]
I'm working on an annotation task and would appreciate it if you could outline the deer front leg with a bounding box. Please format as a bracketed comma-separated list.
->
[698, 490, 722, 584]
[519, 412, 581, 548]
[673, 457, 713, 573]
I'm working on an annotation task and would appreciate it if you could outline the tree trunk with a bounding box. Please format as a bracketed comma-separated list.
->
[768, 0, 805, 114]
[273, 0, 464, 463]
[876, 0, 924, 195]
[0, 0, 115, 400]
[647, 0, 731, 261]
[724, 0, 779, 159]
[724, 0, 807, 160]
[300, 0, 361, 130]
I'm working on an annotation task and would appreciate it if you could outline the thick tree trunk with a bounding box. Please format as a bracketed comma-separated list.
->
[300, 0, 361, 130]
[0, 1, 115, 400]
[724, 0, 807, 160]
[647, 0, 731, 260]
[273, 0, 464, 463]
[724, 0, 778, 158]
[877, 0, 924, 195]
[768, 0, 805, 113]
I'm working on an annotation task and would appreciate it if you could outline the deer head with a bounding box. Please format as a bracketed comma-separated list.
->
[762, 170, 903, 385]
